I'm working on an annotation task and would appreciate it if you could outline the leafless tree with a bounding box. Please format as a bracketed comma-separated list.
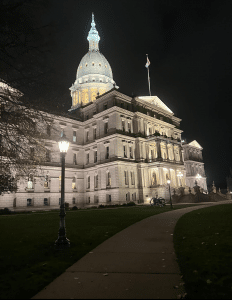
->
[0, 0, 58, 193]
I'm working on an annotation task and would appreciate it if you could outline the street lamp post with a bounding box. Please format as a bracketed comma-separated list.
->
[167, 179, 173, 209]
[55, 134, 70, 250]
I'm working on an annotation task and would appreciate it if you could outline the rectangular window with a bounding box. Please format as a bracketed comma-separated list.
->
[108, 195, 111, 202]
[121, 102, 124, 109]
[94, 151, 97, 163]
[123, 145, 127, 158]
[44, 175, 49, 188]
[106, 146, 109, 159]
[46, 150, 50, 162]
[128, 122, 131, 132]
[27, 199, 32, 206]
[87, 197, 90, 203]
[93, 128, 97, 139]
[149, 127, 152, 135]
[122, 120, 125, 131]
[87, 176, 90, 189]
[124, 171, 128, 185]
[104, 103, 108, 110]
[104, 122, 108, 134]
[86, 131, 89, 142]
[73, 153, 77, 165]
[131, 172, 135, 185]
[72, 197, 76, 204]
[86, 153, 89, 165]
[44, 198, 48, 206]
[95, 175, 98, 188]
[72, 177, 76, 189]
[86, 115, 89, 120]
[129, 146, 133, 159]
[73, 131, 77, 142]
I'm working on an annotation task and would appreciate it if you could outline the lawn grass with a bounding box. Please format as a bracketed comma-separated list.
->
[174, 203, 232, 299]
[0, 204, 195, 299]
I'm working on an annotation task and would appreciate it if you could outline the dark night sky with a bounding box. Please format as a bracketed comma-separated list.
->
[3, 0, 232, 188]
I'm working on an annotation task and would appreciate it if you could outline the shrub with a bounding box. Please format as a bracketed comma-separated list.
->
[126, 201, 136, 206]
[65, 202, 69, 209]
[0, 208, 12, 215]
[98, 204, 105, 209]
[72, 206, 78, 210]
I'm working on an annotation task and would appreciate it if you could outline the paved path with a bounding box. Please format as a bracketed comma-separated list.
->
[32, 201, 232, 299]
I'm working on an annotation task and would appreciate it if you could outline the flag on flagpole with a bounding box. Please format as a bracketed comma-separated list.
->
[145, 55, 150, 68]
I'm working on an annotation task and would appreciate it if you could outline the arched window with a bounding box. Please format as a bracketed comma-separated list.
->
[151, 172, 157, 186]
[87, 176, 90, 189]
[72, 177, 76, 190]
[44, 175, 49, 188]
[95, 174, 98, 188]
[28, 174, 33, 189]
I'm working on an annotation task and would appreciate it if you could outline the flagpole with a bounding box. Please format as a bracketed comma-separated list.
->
[147, 65, 151, 96]
[146, 54, 151, 96]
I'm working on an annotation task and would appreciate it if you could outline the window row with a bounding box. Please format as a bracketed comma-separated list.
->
[86, 171, 111, 189]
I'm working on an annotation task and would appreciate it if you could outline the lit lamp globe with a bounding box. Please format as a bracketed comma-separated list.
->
[58, 134, 70, 153]
[196, 174, 202, 180]
[167, 179, 171, 185]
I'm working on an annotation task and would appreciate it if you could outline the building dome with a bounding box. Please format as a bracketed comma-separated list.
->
[76, 51, 113, 80]
[70, 13, 117, 109]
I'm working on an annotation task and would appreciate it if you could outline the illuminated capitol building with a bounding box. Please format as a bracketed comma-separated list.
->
[0, 14, 207, 208]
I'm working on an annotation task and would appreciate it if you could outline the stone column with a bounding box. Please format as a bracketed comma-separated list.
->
[158, 167, 163, 185]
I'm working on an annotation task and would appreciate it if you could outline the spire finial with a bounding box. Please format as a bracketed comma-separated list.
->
[92, 12, 95, 26]
[87, 13, 100, 51]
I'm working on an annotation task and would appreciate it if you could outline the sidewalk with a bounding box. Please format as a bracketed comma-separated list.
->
[32, 201, 232, 299]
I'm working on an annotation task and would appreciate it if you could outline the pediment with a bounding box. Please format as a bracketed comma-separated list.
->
[137, 96, 173, 114]
[188, 140, 202, 149]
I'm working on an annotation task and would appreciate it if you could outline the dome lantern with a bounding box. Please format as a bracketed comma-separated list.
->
[87, 13, 100, 51]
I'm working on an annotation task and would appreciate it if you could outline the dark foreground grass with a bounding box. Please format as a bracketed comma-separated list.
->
[0, 204, 194, 299]
[174, 203, 232, 299]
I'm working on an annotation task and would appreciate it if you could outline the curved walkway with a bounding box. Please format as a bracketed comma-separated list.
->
[33, 201, 232, 299]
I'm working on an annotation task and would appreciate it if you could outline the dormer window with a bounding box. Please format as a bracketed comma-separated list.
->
[80, 65, 82, 69]
[85, 63, 88, 67]
[105, 65, 107, 68]
[92, 62, 95, 66]
[99, 63, 101, 67]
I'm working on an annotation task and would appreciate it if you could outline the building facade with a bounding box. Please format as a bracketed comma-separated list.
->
[0, 14, 207, 208]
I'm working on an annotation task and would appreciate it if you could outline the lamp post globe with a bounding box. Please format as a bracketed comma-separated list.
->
[55, 133, 70, 249]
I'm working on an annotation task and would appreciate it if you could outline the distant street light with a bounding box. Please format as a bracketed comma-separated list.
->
[167, 179, 173, 209]
[55, 133, 70, 249]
